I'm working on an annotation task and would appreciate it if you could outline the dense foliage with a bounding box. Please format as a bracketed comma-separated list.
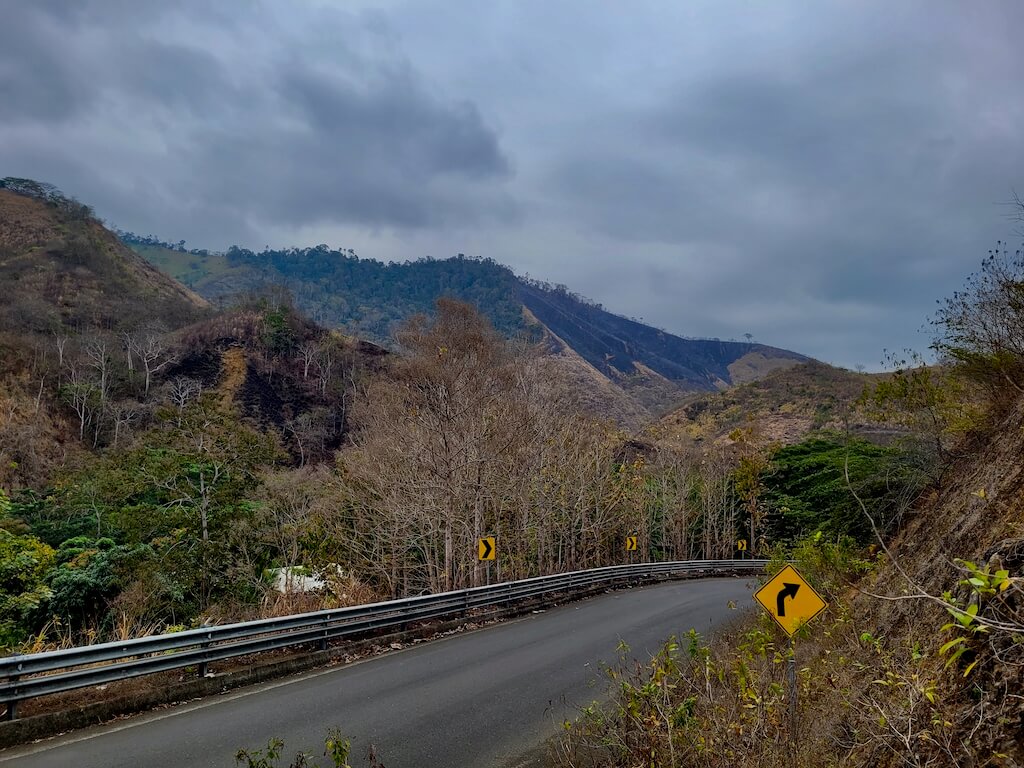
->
[761, 436, 927, 545]
[208, 245, 527, 344]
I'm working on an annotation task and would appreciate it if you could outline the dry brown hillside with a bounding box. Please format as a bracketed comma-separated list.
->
[0, 184, 210, 488]
[860, 401, 1024, 762]
[653, 360, 895, 448]
[0, 188, 208, 333]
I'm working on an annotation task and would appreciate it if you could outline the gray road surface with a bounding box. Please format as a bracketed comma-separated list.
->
[1, 577, 755, 768]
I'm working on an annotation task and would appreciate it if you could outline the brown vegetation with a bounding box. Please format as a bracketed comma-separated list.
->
[655, 360, 893, 450]
[0, 189, 208, 334]
[553, 235, 1024, 768]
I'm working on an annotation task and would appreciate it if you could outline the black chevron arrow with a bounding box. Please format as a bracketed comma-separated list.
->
[776, 583, 800, 617]
[480, 539, 493, 559]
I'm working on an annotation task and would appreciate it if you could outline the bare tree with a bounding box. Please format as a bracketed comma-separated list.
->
[109, 400, 138, 448]
[120, 330, 137, 375]
[83, 335, 112, 404]
[168, 376, 202, 426]
[314, 343, 334, 396]
[298, 341, 318, 380]
[137, 330, 177, 396]
[62, 363, 99, 442]
[932, 241, 1024, 399]
[53, 333, 69, 371]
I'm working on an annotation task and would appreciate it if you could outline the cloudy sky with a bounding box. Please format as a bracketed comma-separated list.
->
[2, 1, 1022, 368]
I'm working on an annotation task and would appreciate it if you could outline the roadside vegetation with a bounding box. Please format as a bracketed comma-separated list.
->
[552, 236, 1024, 766]
[0, 183, 827, 657]
[5, 179, 1022, 765]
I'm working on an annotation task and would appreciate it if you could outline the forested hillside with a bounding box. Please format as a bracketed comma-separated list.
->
[123, 236, 529, 340]
[127, 235, 807, 417]
[2, 182, 834, 663]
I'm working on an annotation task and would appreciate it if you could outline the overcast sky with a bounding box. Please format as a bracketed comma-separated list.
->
[2, 1, 1022, 368]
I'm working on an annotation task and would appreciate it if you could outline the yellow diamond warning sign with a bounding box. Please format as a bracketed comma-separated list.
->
[753, 564, 827, 636]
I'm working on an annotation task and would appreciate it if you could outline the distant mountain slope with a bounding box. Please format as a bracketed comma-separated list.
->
[127, 239, 527, 340]
[126, 237, 809, 419]
[517, 280, 806, 395]
[0, 180, 208, 333]
[655, 360, 897, 448]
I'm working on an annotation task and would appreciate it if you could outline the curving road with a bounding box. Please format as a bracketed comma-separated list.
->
[1, 577, 755, 768]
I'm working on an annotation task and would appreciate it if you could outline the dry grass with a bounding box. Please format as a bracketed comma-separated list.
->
[0, 189, 208, 334]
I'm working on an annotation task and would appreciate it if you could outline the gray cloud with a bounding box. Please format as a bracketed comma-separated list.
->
[530, 2, 1024, 365]
[2, 0, 1022, 368]
[0, 1, 512, 243]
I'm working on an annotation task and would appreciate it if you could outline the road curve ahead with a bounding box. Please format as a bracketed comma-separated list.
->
[2, 577, 755, 768]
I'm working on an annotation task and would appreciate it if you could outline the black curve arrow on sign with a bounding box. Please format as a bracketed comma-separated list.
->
[776, 583, 800, 617]
[480, 539, 493, 559]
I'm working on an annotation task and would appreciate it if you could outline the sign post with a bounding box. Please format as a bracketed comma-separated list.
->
[753, 564, 827, 762]
[788, 639, 798, 760]
[737, 539, 748, 559]
[625, 535, 638, 564]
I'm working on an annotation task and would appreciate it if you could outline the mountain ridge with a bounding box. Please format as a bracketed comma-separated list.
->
[125, 235, 809, 416]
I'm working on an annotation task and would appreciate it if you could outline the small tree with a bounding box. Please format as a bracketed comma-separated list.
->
[931, 241, 1024, 407]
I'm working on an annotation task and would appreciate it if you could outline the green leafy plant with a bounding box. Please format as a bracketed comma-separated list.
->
[235, 729, 355, 768]
[938, 559, 1012, 677]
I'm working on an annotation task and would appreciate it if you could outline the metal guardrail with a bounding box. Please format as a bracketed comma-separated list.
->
[0, 559, 766, 720]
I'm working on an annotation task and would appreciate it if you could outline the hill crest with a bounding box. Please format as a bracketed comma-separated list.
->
[126, 237, 809, 418]
[0, 180, 208, 333]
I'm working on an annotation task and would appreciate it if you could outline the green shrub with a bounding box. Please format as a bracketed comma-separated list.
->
[762, 436, 926, 545]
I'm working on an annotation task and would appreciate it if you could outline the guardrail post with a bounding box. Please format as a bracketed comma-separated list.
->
[318, 614, 330, 651]
[198, 631, 212, 677]
[3, 676, 16, 721]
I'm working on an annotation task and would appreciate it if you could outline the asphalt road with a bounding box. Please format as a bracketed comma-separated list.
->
[2, 577, 755, 768]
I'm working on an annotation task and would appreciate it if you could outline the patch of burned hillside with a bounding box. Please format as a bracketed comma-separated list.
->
[171, 304, 388, 464]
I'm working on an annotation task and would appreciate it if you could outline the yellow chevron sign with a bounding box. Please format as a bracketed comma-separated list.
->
[625, 536, 638, 551]
[478, 537, 496, 561]
[737, 539, 748, 551]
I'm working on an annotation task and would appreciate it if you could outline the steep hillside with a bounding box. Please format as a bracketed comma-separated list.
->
[0, 180, 212, 488]
[0, 181, 208, 333]
[0, 182, 385, 488]
[518, 279, 806, 402]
